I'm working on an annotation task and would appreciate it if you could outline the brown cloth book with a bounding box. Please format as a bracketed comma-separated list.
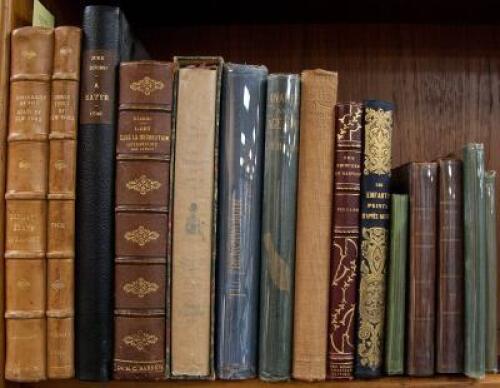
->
[392, 162, 438, 377]
[113, 61, 173, 380]
[4, 26, 53, 382]
[293, 69, 338, 381]
[436, 158, 464, 373]
[327, 102, 363, 380]
[46, 26, 80, 379]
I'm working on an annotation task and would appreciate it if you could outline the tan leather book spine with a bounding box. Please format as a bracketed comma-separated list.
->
[4, 26, 53, 382]
[46, 26, 80, 379]
[170, 66, 217, 377]
[293, 69, 338, 381]
[0, 2, 38, 385]
[113, 61, 173, 380]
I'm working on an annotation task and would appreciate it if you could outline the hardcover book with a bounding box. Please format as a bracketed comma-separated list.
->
[463, 143, 486, 379]
[436, 158, 463, 374]
[171, 56, 223, 379]
[46, 25, 81, 380]
[384, 194, 408, 375]
[485, 170, 497, 373]
[354, 100, 394, 378]
[113, 61, 173, 380]
[259, 73, 300, 382]
[5, 26, 53, 382]
[327, 102, 363, 380]
[215, 63, 267, 380]
[293, 69, 337, 382]
[76, 5, 147, 381]
[0, 1, 39, 383]
[393, 162, 438, 377]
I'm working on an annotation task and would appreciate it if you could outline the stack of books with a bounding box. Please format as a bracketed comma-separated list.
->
[0, 3, 496, 384]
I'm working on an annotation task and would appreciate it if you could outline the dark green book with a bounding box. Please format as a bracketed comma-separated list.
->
[463, 143, 486, 379]
[485, 170, 497, 373]
[384, 194, 408, 375]
[259, 73, 300, 381]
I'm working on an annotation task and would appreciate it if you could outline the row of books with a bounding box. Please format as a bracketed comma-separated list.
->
[1, 4, 497, 384]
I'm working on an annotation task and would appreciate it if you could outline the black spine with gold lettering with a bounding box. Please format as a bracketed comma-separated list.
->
[354, 100, 394, 378]
[76, 6, 147, 381]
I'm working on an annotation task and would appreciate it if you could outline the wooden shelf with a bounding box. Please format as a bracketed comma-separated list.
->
[11, 375, 500, 387]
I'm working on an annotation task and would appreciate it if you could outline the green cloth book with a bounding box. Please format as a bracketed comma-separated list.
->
[485, 170, 497, 373]
[463, 143, 487, 379]
[384, 194, 408, 375]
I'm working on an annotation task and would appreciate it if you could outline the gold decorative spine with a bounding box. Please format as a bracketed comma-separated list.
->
[5, 26, 54, 383]
[46, 26, 81, 379]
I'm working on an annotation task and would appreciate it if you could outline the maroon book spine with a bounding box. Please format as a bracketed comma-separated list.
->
[327, 103, 363, 379]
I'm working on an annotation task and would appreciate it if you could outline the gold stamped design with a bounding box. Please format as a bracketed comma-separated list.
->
[338, 105, 363, 142]
[54, 160, 67, 171]
[123, 330, 158, 351]
[123, 277, 159, 298]
[363, 107, 392, 175]
[59, 46, 72, 56]
[357, 227, 388, 369]
[22, 50, 37, 60]
[125, 226, 160, 247]
[51, 279, 65, 291]
[18, 159, 30, 170]
[126, 175, 161, 195]
[130, 76, 164, 96]
[16, 278, 31, 290]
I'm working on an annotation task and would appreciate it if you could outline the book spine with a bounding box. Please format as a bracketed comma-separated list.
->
[463, 143, 486, 379]
[46, 26, 80, 380]
[258, 74, 300, 382]
[384, 194, 408, 375]
[485, 170, 497, 373]
[436, 158, 464, 374]
[406, 162, 438, 377]
[215, 63, 267, 380]
[170, 64, 219, 378]
[113, 61, 173, 380]
[76, 5, 133, 380]
[327, 102, 363, 380]
[354, 100, 393, 378]
[4, 26, 53, 383]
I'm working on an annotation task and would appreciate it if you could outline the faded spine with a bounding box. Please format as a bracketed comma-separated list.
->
[4, 26, 53, 382]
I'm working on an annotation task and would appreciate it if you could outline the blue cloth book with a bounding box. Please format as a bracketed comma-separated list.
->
[215, 63, 267, 379]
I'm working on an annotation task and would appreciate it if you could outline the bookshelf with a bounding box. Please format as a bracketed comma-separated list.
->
[5, 0, 500, 387]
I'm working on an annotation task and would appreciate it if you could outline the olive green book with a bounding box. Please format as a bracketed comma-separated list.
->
[485, 170, 497, 373]
[384, 194, 408, 375]
[463, 143, 486, 379]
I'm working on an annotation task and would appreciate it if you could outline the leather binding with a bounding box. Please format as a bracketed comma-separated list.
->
[113, 61, 173, 380]
[170, 56, 223, 380]
[0, 1, 37, 384]
[259, 74, 300, 382]
[392, 162, 438, 377]
[5, 26, 53, 382]
[216, 63, 267, 380]
[76, 5, 147, 381]
[384, 194, 408, 375]
[293, 69, 337, 382]
[485, 170, 497, 373]
[436, 158, 464, 374]
[46, 26, 81, 380]
[354, 100, 394, 378]
[327, 102, 363, 380]
[463, 143, 486, 379]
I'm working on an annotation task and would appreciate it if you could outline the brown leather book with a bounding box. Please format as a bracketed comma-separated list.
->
[293, 69, 337, 381]
[436, 158, 464, 373]
[327, 103, 363, 380]
[170, 57, 222, 378]
[0, 2, 40, 384]
[46, 26, 80, 379]
[4, 26, 53, 382]
[392, 162, 438, 377]
[113, 61, 173, 380]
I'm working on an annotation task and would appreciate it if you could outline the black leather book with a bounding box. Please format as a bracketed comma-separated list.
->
[76, 5, 147, 381]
